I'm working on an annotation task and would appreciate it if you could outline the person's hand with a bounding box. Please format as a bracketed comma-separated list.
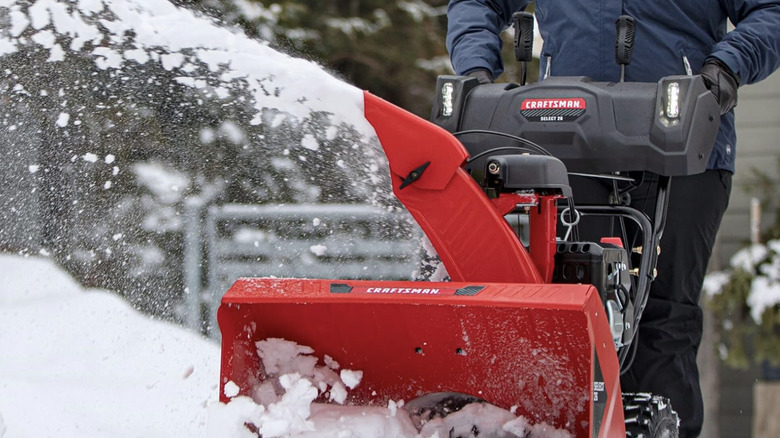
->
[700, 59, 739, 115]
[466, 69, 494, 84]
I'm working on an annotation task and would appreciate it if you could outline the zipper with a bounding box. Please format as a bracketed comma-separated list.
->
[544, 55, 551, 79]
[682, 55, 692, 75]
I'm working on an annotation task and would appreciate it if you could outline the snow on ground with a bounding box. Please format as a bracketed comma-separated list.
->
[0, 254, 220, 437]
[0, 254, 572, 438]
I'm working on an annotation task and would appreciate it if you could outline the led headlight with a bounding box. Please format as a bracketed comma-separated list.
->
[441, 82, 454, 117]
[665, 81, 681, 119]
[659, 80, 683, 127]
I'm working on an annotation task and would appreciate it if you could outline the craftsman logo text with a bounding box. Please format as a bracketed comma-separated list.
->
[520, 98, 586, 122]
[521, 98, 586, 110]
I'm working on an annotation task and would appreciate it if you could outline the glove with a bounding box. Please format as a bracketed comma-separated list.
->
[700, 59, 740, 115]
[466, 69, 494, 85]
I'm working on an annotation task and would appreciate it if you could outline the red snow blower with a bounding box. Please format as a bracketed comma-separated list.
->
[218, 15, 720, 437]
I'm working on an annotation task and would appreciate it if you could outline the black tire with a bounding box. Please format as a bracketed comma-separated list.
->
[623, 393, 679, 438]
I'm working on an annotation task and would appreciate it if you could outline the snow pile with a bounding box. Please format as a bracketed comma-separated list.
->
[209, 338, 418, 438]
[209, 338, 573, 438]
[0, 254, 220, 437]
[0, 0, 372, 133]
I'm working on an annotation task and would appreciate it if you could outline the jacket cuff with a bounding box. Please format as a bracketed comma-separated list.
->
[704, 56, 741, 86]
[706, 47, 743, 85]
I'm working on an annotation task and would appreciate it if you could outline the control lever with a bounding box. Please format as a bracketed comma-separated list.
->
[512, 11, 534, 86]
[615, 15, 636, 82]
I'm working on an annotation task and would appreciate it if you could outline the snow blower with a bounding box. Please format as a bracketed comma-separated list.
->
[218, 15, 720, 437]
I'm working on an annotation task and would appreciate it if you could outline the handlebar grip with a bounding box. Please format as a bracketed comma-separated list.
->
[513, 11, 535, 63]
[615, 15, 636, 66]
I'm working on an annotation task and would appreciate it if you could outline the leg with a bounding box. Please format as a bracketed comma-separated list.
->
[622, 170, 731, 438]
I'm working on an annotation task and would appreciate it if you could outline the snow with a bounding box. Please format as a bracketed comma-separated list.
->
[301, 134, 320, 151]
[2, 0, 374, 136]
[309, 244, 327, 256]
[340, 369, 363, 390]
[729, 243, 768, 273]
[211, 334, 573, 438]
[55, 112, 70, 127]
[131, 162, 190, 204]
[0, 254, 220, 437]
[748, 240, 780, 322]
[82, 152, 98, 163]
[748, 276, 780, 322]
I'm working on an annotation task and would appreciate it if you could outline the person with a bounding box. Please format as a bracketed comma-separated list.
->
[446, 1, 780, 437]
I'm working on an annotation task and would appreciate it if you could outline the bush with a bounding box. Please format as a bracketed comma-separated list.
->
[705, 241, 780, 369]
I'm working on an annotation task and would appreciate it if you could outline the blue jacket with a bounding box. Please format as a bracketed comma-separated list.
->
[447, 0, 780, 173]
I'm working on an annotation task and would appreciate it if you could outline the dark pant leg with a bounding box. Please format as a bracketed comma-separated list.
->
[621, 170, 731, 438]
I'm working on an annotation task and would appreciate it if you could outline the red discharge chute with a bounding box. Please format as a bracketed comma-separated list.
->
[363, 91, 543, 284]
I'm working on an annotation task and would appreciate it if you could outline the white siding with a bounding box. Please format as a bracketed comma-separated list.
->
[711, 71, 780, 270]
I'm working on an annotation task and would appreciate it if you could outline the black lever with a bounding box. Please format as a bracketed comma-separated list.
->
[615, 15, 636, 82]
[512, 11, 534, 85]
[399, 162, 430, 189]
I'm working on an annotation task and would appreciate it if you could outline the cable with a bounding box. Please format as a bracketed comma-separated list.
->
[453, 129, 552, 159]
[566, 198, 576, 241]
[467, 146, 544, 162]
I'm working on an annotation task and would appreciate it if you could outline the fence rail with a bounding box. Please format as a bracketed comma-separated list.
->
[183, 202, 421, 336]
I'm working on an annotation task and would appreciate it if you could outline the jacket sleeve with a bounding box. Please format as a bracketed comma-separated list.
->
[710, 0, 780, 85]
[446, 0, 531, 77]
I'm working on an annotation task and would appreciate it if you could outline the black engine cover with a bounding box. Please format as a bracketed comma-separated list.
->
[431, 75, 720, 177]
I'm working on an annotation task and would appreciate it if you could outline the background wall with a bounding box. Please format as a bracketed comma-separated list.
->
[713, 71, 780, 270]
[704, 70, 780, 438]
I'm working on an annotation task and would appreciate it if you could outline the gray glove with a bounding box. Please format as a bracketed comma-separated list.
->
[700, 59, 740, 115]
[466, 69, 494, 84]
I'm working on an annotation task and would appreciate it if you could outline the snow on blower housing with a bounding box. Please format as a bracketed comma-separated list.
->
[217, 15, 720, 438]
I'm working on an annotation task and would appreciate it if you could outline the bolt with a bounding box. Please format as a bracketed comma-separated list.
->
[487, 161, 500, 175]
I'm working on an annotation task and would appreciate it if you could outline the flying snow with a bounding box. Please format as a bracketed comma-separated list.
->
[2, 0, 376, 136]
[56, 112, 70, 127]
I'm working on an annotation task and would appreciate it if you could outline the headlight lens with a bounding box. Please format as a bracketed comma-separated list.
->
[441, 82, 454, 117]
[665, 81, 680, 119]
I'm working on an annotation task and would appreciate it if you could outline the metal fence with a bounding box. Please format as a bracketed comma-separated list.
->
[183, 202, 421, 336]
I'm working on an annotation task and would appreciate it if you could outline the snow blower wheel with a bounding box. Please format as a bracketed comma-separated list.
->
[623, 393, 679, 438]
